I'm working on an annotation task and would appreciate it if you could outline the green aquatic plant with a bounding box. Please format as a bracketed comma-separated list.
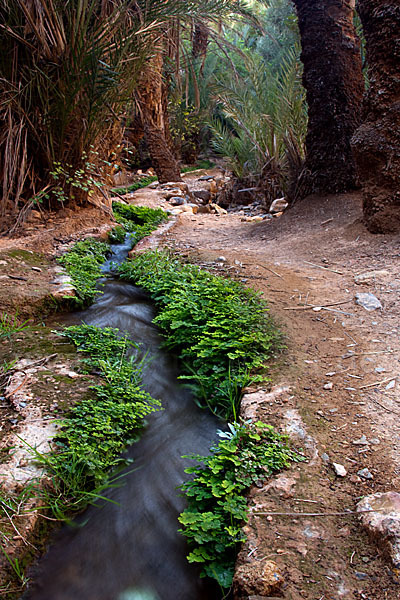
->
[109, 203, 168, 247]
[118, 250, 280, 419]
[57, 238, 110, 306]
[179, 421, 304, 589]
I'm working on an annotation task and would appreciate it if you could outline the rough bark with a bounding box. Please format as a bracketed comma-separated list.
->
[351, 1, 400, 233]
[293, 0, 365, 194]
[137, 51, 181, 183]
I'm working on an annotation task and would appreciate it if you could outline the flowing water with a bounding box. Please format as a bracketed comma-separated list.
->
[25, 242, 221, 600]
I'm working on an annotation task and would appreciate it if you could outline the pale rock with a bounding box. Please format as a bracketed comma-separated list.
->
[180, 205, 194, 214]
[269, 197, 288, 214]
[355, 292, 382, 311]
[210, 203, 227, 215]
[357, 467, 373, 480]
[332, 462, 347, 477]
[148, 182, 159, 189]
[163, 189, 185, 200]
[386, 380, 396, 390]
[353, 435, 369, 446]
[323, 382, 333, 390]
[357, 492, 400, 567]
[161, 181, 189, 192]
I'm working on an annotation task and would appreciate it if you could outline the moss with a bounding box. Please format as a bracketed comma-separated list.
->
[5, 250, 45, 266]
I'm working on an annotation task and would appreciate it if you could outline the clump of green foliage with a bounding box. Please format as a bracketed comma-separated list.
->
[111, 176, 158, 196]
[0, 312, 30, 340]
[40, 324, 160, 513]
[118, 250, 280, 419]
[109, 202, 168, 247]
[179, 421, 303, 589]
[57, 238, 110, 306]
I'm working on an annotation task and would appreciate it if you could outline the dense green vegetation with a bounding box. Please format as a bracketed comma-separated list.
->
[110, 202, 168, 246]
[57, 238, 110, 306]
[179, 421, 303, 589]
[111, 176, 158, 196]
[118, 250, 280, 419]
[39, 324, 161, 514]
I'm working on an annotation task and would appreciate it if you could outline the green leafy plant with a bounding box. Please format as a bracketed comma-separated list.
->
[110, 202, 168, 247]
[111, 176, 158, 196]
[179, 421, 303, 589]
[38, 324, 161, 512]
[118, 250, 281, 419]
[57, 238, 110, 305]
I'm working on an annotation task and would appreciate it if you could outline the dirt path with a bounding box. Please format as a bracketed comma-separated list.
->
[0, 177, 399, 598]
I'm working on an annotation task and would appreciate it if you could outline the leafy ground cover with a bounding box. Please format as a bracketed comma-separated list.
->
[57, 238, 110, 306]
[179, 421, 303, 589]
[110, 202, 168, 247]
[118, 250, 281, 419]
[36, 324, 161, 517]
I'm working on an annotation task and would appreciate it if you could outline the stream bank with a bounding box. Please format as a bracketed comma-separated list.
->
[1, 170, 400, 599]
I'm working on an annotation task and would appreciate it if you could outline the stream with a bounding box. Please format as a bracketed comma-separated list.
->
[25, 241, 221, 600]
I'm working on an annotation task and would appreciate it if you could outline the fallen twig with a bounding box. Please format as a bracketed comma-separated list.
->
[304, 260, 344, 275]
[252, 509, 383, 517]
[321, 218, 334, 226]
[369, 397, 400, 417]
[283, 300, 351, 311]
[359, 376, 397, 390]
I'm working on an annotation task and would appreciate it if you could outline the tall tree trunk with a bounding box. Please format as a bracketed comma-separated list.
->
[293, 0, 365, 194]
[351, 2, 400, 233]
[137, 52, 181, 183]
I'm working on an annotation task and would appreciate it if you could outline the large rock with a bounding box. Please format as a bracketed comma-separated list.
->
[357, 492, 400, 568]
[192, 189, 211, 203]
[269, 197, 288, 214]
[233, 560, 284, 598]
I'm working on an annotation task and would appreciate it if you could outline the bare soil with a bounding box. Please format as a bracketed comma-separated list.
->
[0, 176, 399, 599]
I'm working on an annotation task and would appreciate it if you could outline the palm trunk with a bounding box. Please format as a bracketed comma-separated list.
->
[137, 51, 181, 183]
[351, 1, 400, 233]
[293, 0, 364, 194]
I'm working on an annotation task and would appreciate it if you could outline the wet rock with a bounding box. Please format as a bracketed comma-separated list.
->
[269, 197, 288, 214]
[355, 292, 382, 311]
[357, 492, 400, 567]
[332, 462, 347, 477]
[357, 468, 373, 480]
[233, 560, 284, 598]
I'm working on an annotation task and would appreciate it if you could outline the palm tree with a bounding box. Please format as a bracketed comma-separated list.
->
[292, 0, 365, 195]
[352, 0, 400, 233]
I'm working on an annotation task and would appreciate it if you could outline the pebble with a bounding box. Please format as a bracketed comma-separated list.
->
[357, 468, 373, 480]
[218, 256, 227, 262]
[31, 266, 42, 272]
[353, 435, 369, 446]
[386, 380, 396, 390]
[333, 463, 347, 477]
[375, 366, 386, 373]
[321, 453, 330, 464]
[355, 292, 382, 311]
[323, 382, 333, 390]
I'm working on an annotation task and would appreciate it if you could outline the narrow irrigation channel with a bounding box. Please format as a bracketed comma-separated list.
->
[24, 241, 221, 600]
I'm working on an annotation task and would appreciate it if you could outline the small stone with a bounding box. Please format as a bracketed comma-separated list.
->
[321, 452, 330, 464]
[31, 266, 42, 272]
[355, 571, 368, 580]
[357, 468, 373, 480]
[233, 560, 284, 597]
[354, 270, 390, 285]
[332, 463, 347, 477]
[386, 380, 396, 390]
[169, 196, 186, 206]
[375, 366, 386, 373]
[323, 382, 333, 390]
[369, 438, 381, 445]
[218, 256, 227, 262]
[355, 292, 382, 311]
[325, 371, 336, 377]
[269, 197, 288, 214]
[198, 175, 214, 181]
[353, 435, 369, 446]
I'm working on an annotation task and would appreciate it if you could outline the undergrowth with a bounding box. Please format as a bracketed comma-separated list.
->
[35, 324, 161, 516]
[111, 176, 158, 195]
[118, 250, 280, 420]
[57, 238, 110, 306]
[109, 202, 168, 247]
[179, 421, 303, 589]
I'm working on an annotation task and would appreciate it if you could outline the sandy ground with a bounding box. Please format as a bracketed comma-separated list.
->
[0, 174, 399, 599]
